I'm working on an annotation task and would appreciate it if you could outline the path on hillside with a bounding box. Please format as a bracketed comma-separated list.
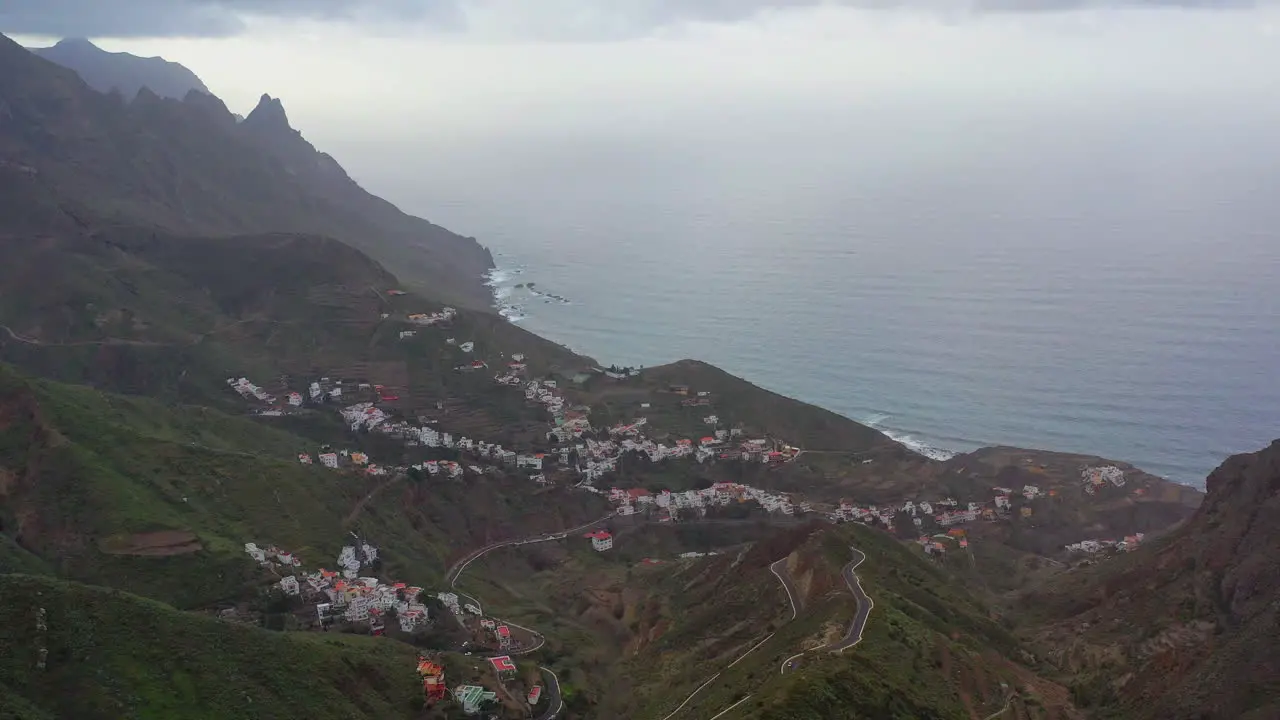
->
[0, 323, 167, 347]
[661, 548, 836, 719]
[980, 692, 1015, 720]
[779, 547, 872, 674]
[769, 557, 803, 620]
[341, 473, 405, 526]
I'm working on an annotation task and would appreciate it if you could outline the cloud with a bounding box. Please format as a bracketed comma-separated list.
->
[0, 0, 1269, 39]
[0, 0, 461, 39]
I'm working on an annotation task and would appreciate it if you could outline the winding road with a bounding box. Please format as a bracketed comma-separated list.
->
[444, 513, 616, 710]
[769, 557, 803, 621]
[536, 665, 565, 720]
[779, 547, 872, 674]
[666, 546, 873, 718]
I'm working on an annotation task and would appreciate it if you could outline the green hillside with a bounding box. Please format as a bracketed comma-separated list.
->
[608, 522, 1058, 720]
[0, 574, 421, 720]
[0, 363, 610, 609]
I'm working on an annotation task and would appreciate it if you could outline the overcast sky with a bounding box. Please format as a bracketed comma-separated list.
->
[7, 1, 1280, 215]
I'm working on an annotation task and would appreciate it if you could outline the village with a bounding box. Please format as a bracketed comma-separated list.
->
[242, 533, 549, 716]
[224, 297, 1151, 715]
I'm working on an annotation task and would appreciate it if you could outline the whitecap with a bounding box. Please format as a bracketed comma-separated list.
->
[862, 414, 959, 461]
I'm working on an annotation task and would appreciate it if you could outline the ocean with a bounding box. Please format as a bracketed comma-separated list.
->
[380, 97, 1280, 488]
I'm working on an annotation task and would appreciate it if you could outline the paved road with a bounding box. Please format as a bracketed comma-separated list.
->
[535, 666, 565, 720]
[446, 512, 616, 587]
[831, 548, 873, 653]
[780, 547, 872, 674]
[769, 557, 803, 620]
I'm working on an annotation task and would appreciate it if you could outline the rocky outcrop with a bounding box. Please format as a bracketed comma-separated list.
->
[1029, 439, 1280, 720]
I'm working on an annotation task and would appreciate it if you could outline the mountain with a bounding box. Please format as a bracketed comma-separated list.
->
[1025, 439, 1280, 719]
[0, 32, 494, 309]
[0, 27, 1249, 720]
[29, 37, 210, 100]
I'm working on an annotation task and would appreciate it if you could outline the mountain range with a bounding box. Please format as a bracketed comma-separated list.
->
[0, 33, 1275, 720]
[28, 37, 209, 100]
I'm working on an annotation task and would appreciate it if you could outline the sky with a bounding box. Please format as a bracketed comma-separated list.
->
[6, 1, 1280, 212]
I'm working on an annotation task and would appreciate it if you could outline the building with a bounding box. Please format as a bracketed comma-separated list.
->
[528, 686, 543, 705]
[584, 530, 613, 552]
[488, 655, 518, 675]
[453, 685, 497, 715]
[495, 624, 512, 649]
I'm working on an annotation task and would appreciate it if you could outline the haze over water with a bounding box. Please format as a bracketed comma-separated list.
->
[391, 96, 1280, 488]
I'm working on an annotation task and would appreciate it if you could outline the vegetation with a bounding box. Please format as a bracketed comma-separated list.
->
[0, 574, 422, 720]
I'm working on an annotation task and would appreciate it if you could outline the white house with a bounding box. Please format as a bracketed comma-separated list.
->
[585, 530, 613, 552]
[279, 576, 300, 596]
[244, 542, 267, 564]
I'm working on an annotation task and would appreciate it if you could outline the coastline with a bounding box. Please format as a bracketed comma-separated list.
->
[481, 263, 965, 464]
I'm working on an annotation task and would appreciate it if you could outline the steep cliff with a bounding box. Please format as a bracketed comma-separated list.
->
[1, 32, 494, 309]
[1027, 440, 1280, 719]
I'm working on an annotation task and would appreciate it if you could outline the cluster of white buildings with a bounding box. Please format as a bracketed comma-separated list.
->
[252, 539, 431, 633]
[831, 485, 1049, 530]
[227, 377, 274, 403]
[244, 542, 300, 568]
[525, 379, 566, 417]
[406, 307, 457, 326]
[298, 447, 390, 476]
[1065, 533, 1144, 554]
[606, 482, 805, 520]
[1082, 465, 1127, 494]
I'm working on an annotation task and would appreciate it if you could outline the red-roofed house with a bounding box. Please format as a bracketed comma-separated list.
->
[495, 624, 512, 648]
[528, 686, 543, 705]
[583, 530, 613, 552]
[488, 655, 517, 674]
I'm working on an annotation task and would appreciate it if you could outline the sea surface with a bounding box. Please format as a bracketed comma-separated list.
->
[383, 98, 1280, 488]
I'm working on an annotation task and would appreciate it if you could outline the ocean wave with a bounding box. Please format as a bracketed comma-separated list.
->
[483, 267, 520, 287]
[498, 306, 528, 322]
[862, 414, 959, 461]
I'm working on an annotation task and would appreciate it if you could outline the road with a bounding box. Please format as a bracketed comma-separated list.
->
[446, 512, 616, 587]
[0, 323, 166, 347]
[980, 692, 1015, 720]
[769, 557, 802, 620]
[444, 513, 616, 707]
[535, 665, 565, 720]
[779, 547, 872, 674]
[708, 694, 753, 719]
[831, 548, 873, 653]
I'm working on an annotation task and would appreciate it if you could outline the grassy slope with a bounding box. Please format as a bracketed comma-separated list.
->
[611, 522, 1058, 720]
[0, 363, 610, 609]
[0, 574, 421, 720]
